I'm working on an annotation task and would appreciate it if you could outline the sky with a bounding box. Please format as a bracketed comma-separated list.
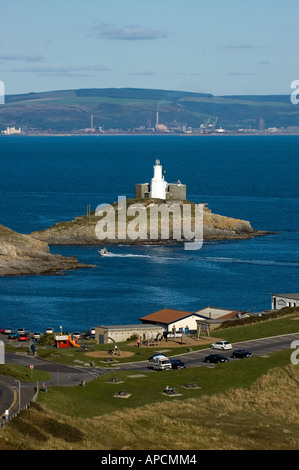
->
[0, 0, 298, 96]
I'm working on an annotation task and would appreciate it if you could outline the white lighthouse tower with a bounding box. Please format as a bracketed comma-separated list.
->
[151, 159, 168, 199]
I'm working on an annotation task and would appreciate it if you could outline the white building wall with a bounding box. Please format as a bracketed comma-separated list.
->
[167, 315, 200, 333]
[271, 294, 299, 310]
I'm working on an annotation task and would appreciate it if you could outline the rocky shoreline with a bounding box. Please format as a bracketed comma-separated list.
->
[0, 224, 96, 277]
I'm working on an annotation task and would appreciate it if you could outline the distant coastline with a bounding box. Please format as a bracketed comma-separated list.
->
[1, 131, 299, 137]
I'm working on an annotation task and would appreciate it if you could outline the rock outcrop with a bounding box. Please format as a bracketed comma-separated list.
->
[0, 224, 95, 276]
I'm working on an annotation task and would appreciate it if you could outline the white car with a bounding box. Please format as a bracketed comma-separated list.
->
[210, 340, 232, 350]
[45, 327, 54, 334]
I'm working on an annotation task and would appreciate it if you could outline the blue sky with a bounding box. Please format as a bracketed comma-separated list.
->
[1, 0, 298, 96]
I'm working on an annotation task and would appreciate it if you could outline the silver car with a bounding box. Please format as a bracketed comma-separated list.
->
[210, 340, 232, 350]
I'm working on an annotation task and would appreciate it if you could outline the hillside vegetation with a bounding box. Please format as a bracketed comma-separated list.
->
[0, 87, 298, 132]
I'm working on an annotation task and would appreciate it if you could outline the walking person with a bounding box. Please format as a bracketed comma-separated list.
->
[4, 408, 9, 422]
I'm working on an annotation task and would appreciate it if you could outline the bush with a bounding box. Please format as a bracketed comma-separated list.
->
[37, 333, 56, 347]
[219, 307, 299, 329]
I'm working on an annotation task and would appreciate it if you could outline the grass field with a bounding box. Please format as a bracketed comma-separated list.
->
[1, 349, 298, 450]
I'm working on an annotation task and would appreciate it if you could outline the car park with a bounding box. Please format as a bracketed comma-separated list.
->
[204, 354, 229, 364]
[231, 349, 253, 359]
[170, 359, 186, 369]
[210, 340, 232, 350]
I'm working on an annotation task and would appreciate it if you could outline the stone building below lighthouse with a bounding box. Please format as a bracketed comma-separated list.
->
[135, 160, 186, 201]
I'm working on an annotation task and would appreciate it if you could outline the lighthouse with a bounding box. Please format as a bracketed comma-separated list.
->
[134, 160, 186, 201]
[151, 159, 168, 199]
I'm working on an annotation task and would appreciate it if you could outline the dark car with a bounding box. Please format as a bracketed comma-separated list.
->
[8, 333, 18, 340]
[170, 359, 186, 369]
[231, 349, 253, 359]
[204, 354, 229, 364]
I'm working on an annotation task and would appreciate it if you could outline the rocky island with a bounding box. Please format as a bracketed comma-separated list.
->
[0, 224, 95, 276]
[29, 198, 266, 246]
[30, 160, 266, 246]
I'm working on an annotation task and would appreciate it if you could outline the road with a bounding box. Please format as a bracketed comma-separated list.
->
[1, 332, 299, 421]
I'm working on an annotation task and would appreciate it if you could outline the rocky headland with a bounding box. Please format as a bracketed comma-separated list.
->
[0, 224, 95, 276]
[30, 199, 267, 245]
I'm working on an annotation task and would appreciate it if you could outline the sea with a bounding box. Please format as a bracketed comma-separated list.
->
[0, 134, 298, 333]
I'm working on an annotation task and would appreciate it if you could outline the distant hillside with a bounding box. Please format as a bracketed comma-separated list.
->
[0, 87, 298, 132]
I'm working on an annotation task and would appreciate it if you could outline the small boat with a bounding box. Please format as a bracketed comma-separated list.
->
[98, 248, 109, 256]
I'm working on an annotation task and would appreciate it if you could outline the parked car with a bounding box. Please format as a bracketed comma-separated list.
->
[45, 328, 54, 334]
[210, 340, 232, 350]
[4, 328, 13, 334]
[170, 358, 186, 369]
[18, 334, 30, 341]
[151, 355, 172, 371]
[204, 354, 229, 364]
[17, 328, 26, 335]
[231, 349, 253, 359]
[8, 333, 18, 340]
[0, 327, 5, 334]
[148, 353, 167, 362]
[32, 332, 41, 339]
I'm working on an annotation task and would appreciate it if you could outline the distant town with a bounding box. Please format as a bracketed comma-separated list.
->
[1, 116, 298, 137]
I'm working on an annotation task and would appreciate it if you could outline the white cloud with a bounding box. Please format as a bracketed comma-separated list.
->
[6, 65, 111, 75]
[0, 53, 43, 62]
[93, 23, 168, 40]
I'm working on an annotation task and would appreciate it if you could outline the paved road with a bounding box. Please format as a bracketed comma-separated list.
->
[104, 332, 299, 372]
[1, 332, 298, 420]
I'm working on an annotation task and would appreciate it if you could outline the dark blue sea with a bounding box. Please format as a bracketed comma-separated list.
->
[0, 135, 298, 333]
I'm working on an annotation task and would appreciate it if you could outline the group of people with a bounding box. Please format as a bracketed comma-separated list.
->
[137, 332, 163, 347]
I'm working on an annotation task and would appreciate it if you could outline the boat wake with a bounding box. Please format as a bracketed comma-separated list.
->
[204, 257, 299, 268]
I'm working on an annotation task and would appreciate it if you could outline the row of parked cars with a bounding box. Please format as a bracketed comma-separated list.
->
[204, 340, 253, 363]
[0, 327, 96, 342]
[148, 340, 253, 370]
